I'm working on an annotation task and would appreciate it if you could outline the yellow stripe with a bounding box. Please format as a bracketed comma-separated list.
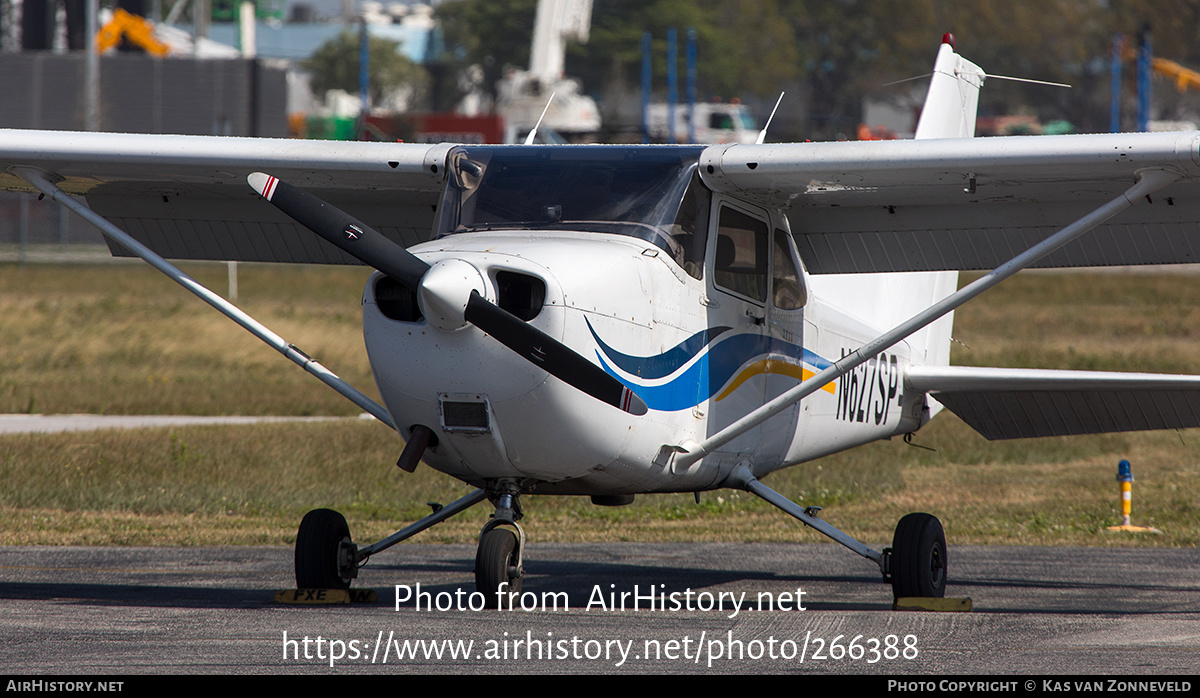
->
[715, 359, 836, 401]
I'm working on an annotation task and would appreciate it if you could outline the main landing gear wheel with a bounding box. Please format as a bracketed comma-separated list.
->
[890, 512, 947, 598]
[295, 508, 355, 589]
[476, 528, 523, 609]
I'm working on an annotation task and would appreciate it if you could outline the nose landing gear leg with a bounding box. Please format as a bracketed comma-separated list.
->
[476, 481, 526, 609]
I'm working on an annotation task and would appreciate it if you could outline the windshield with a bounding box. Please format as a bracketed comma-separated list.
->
[437, 146, 706, 257]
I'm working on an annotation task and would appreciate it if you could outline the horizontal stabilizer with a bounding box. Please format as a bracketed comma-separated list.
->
[906, 366, 1200, 439]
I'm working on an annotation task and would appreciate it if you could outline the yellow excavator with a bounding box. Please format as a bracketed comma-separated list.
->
[95, 7, 170, 56]
[1119, 38, 1200, 93]
[1147, 55, 1200, 93]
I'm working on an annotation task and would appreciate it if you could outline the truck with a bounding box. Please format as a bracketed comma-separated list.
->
[647, 100, 758, 144]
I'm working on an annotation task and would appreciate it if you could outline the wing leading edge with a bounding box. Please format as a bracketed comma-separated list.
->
[907, 365, 1200, 439]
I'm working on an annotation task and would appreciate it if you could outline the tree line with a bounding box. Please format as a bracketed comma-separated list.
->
[315, 0, 1200, 140]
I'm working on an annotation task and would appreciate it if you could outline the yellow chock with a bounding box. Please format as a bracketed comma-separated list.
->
[893, 597, 973, 612]
[1105, 460, 1161, 534]
[275, 588, 379, 604]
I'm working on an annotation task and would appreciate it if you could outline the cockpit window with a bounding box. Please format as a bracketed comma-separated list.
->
[772, 229, 806, 309]
[437, 146, 707, 261]
[713, 204, 769, 303]
[666, 171, 710, 280]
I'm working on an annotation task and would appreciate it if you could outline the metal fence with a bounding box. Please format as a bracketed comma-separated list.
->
[0, 52, 290, 261]
[0, 52, 288, 135]
[0, 192, 116, 263]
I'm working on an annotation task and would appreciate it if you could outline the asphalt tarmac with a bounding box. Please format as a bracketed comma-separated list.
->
[1, 542, 1197, 674]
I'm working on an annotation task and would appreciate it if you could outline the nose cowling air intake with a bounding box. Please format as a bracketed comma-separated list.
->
[247, 171, 647, 416]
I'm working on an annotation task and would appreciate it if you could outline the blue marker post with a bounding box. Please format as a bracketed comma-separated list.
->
[358, 19, 370, 140]
[1137, 28, 1151, 133]
[641, 32, 652, 144]
[1109, 34, 1122, 133]
[686, 28, 697, 144]
[666, 27, 678, 145]
[1106, 460, 1160, 533]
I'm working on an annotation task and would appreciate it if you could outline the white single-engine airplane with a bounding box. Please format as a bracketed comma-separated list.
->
[5, 36, 1200, 603]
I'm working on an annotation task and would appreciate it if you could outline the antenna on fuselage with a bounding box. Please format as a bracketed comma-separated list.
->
[524, 92, 557, 145]
[756, 92, 785, 145]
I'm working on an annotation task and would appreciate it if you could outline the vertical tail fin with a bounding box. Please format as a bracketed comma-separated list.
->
[914, 34, 986, 140]
[808, 37, 985, 384]
[906, 35, 984, 408]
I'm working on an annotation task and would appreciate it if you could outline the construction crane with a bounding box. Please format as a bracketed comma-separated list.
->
[494, 0, 600, 138]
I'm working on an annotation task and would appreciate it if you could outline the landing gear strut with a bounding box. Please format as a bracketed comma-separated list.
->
[293, 488, 490, 590]
[292, 481, 528, 608]
[727, 462, 948, 600]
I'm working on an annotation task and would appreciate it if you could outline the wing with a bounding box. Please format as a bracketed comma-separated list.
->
[696, 131, 1200, 441]
[906, 366, 1200, 439]
[0, 129, 451, 264]
[699, 132, 1200, 273]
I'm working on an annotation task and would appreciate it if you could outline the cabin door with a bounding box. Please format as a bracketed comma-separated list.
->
[703, 199, 772, 457]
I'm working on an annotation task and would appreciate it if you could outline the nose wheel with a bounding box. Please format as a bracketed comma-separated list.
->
[475, 484, 526, 608]
[476, 528, 524, 608]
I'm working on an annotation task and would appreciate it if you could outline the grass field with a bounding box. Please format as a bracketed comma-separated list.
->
[1, 263, 1198, 547]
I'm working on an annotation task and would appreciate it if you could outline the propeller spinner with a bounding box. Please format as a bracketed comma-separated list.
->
[247, 172, 647, 416]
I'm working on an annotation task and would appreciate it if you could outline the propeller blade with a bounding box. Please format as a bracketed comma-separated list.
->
[465, 292, 648, 416]
[247, 172, 429, 288]
[249, 173, 647, 417]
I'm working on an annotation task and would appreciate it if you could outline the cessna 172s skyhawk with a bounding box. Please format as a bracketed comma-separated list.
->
[5, 36, 1200, 602]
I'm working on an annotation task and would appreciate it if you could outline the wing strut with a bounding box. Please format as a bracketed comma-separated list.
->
[12, 166, 397, 431]
[726, 463, 882, 564]
[663, 167, 1181, 472]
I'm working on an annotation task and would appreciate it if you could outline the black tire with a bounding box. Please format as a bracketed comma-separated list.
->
[475, 528, 522, 609]
[295, 508, 353, 590]
[891, 512, 947, 598]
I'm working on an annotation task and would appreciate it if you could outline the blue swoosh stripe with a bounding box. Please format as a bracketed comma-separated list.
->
[803, 347, 832, 371]
[586, 318, 730, 379]
[592, 329, 832, 412]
